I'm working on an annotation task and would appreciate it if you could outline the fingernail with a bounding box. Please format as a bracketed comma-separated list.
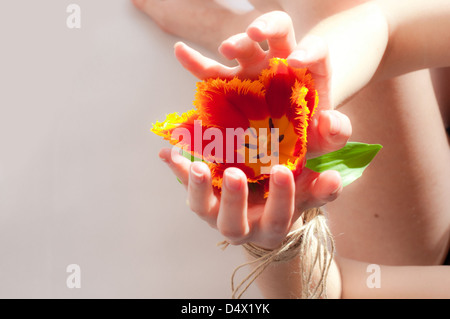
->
[190, 163, 204, 184]
[271, 166, 289, 186]
[224, 169, 242, 191]
[330, 114, 341, 135]
[330, 185, 342, 197]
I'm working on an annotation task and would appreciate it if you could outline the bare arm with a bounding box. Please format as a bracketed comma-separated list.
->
[253, 253, 450, 299]
[338, 257, 450, 298]
[300, 0, 450, 108]
[152, 1, 450, 299]
[250, 252, 343, 299]
[253, 1, 450, 298]
[375, 0, 450, 80]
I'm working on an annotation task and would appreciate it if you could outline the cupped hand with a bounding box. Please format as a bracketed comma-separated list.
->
[174, 11, 350, 156]
[160, 11, 352, 249]
[159, 148, 342, 250]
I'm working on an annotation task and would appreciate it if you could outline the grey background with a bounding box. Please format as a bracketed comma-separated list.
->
[0, 0, 261, 298]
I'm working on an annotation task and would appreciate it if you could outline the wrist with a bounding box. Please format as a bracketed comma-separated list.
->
[225, 208, 336, 299]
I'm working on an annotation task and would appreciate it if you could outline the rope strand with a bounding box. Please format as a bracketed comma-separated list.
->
[219, 207, 335, 299]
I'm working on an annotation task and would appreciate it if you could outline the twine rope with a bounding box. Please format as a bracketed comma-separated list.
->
[217, 207, 335, 299]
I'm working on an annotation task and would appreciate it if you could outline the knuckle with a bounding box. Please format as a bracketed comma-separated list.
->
[189, 203, 208, 217]
[219, 227, 248, 243]
[225, 238, 247, 246]
[267, 220, 289, 238]
[295, 200, 319, 214]
[187, 195, 212, 218]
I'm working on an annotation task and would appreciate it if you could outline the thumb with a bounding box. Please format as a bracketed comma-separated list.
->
[287, 35, 330, 76]
[287, 35, 333, 110]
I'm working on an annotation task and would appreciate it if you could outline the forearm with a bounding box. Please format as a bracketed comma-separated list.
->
[246, 250, 342, 299]
[306, 2, 389, 108]
[338, 257, 450, 298]
[244, 217, 342, 299]
[374, 0, 450, 81]
[303, 0, 450, 108]
[247, 249, 450, 299]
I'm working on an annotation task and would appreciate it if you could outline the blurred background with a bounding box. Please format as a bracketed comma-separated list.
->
[0, 0, 262, 298]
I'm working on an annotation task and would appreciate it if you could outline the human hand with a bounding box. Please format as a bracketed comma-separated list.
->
[159, 11, 351, 250]
[159, 148, 343, 250]
[174, 11, 348, 157]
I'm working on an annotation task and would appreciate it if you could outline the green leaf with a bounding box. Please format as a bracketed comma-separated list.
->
[181, 149, 203, 162]
[305, 142, 382, 187]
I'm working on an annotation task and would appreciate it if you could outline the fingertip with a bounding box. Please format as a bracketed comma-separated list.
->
[261, 165, 296, 245]
[223, 167, 247, 192]
[313, 170, 343, 201]
[188, 162, 219, 224]
[170, 147, 185, 164]
[174, 41, 186, 54]
[218, 40, 235, 60]
[246, 21, 267, 42]
[191, 160, 210, 174]
[324, 111, 341, 136]
[174, 42, 188, 63]
[319, 111, 352, 146]
[174, 41, 190, 59]
[190, 161, 207, 184]
[158, 148, 191, 187]
[218, 168, 250, 243]
[325, 171, 343, 201]
[286, 50, 308, 68]
[270, 165, 294, 187]
[158, 147, 172, 163]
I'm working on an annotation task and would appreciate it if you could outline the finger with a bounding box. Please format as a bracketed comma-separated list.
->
[318, 110, 352, 152]
[219, 33, 266, 68]
[295, 168, 342, 212]
[246, 11, 296, 58]
[216, 168, 250, 245]
[258, 165, 295, 249]
[309, 170, 342, 204]
[287, 35, 330, 76]
[287, 35, 333, 110]
[158, 147, 191, 188]
[174, 42, 236, 80]
[307, 110, 352, 157]
[188, 162, 220, 227]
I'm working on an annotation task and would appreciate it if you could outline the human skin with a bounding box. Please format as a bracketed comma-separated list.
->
[157, 11, 353, 251]
[135, 0, 450, 297]
[136, 0, 450, 264]
[301, 0, 450, 266]
[131, 0, 265, 53]
[252, 0, 450, 266]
